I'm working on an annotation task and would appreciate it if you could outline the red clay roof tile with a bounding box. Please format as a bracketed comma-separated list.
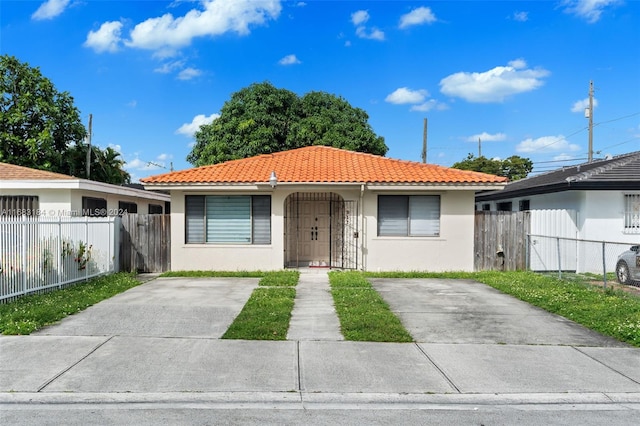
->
[0, 162, 75, 180]
[141, 146, 508, 184]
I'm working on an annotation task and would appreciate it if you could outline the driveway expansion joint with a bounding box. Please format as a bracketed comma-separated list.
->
[37, 336, 115, 393]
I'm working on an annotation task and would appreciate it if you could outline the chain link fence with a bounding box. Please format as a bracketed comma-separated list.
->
[527, 234, 639, 289]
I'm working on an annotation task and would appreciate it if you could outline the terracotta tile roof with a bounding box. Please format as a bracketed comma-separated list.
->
[142, 146, 507, 185]
[0, 162, 75, 180]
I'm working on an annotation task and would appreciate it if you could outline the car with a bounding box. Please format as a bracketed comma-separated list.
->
[615, 245, 640, 285]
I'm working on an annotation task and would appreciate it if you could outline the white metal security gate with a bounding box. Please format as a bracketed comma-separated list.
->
[284, 193, 358, 269]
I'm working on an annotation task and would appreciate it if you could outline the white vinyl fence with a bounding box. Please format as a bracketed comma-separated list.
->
[0, 216, 119, 302]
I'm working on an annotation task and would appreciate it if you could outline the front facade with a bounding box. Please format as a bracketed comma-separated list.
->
[142, 146, 506, 272]
[475, 151, 640, 244]
[0, 163, 171, 217]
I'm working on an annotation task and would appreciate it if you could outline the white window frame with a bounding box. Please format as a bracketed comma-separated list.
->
[624, 193, 640, 234]
[377, 195, 440, 237]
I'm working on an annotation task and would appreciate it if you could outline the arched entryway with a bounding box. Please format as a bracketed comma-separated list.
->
[284, 192, 358, 269]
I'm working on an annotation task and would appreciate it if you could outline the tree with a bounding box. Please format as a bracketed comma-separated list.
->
[187, 82, 387, 166]
[64, 144, 131, 185]
[1, 55, 129, 184]
[0, 55, 86, 171]
[452, 153, 533, 181]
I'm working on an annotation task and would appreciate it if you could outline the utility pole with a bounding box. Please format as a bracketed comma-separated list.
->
[478, 137, 482, 158]
[86, 113, 92, 179]
[586, 80, 594, 162]
[421, 118, 428, 163]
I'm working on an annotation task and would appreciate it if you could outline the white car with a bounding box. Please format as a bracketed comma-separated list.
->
[615, 245, 640, 285]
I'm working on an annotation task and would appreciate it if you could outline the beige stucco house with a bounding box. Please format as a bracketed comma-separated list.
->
[142, 146, 506, 271]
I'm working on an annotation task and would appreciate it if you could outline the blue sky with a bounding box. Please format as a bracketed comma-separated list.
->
[2, 0, 639, 182]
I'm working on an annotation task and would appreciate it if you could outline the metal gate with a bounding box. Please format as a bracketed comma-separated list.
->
[330, 199, 358, 269]
[284, 193, 358, 269]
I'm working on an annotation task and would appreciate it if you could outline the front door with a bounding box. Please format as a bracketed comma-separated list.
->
[299, 200, 329, 266]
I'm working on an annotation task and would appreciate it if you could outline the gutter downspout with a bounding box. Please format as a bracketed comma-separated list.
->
[360, 184, 365, 271]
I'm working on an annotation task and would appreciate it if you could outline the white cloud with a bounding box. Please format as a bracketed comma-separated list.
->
[154, 60, 186, 74]
[108, 144, 123, 153]
[279, 54, 301, 65]
[351, 9, 384, 41]
[84, 21, 123, 53]
[465, 132, 507, 142]
[32, 0, 70, 21]
[123, 0, 282, 54]
[355, 26, 385, 41]
[553, 153, 576, 161]
[399, 7, 437, 29]
[410, 100, 448, 112]
[571, 97, 599, 113]
[127, 100, 137, 108]
[561, 0, 621, 23]
[516, 135, 581, 153]
[512, 11, 529, 22]
[385, 87, 429, 104]
[177, 67, 202, 80]
[351, 10, 369, 26]
[439, 59, 550, 103]
[176, 113, 220, 137]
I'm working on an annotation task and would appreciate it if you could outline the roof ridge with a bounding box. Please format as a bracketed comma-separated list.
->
[569, 151, 640, 182]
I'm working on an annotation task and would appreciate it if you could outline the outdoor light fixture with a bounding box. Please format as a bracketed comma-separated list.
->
[269, 171, 278, 188]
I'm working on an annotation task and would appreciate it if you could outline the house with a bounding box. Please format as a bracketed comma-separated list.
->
[0, 162, 171, 217]
[141, 146, 507, 272]
[475, 151, 640, 245]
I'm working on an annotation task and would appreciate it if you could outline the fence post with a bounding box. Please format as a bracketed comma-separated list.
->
[84, 216, 89, 281]
[57, 217, 62, 288]
[21, 216, 27, 294]
[556, 237, 562, 280]
[525, 234, 530, 271]
[602, 241, 607, 290]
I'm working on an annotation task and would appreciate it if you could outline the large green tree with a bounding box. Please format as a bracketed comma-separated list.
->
[452, 153, 533, 181]
[1, 55, 129, 184]
[187, 82, 387, 166]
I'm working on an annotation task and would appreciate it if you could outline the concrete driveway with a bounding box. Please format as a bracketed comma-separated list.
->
[34, 277, 259, 338]
[370, 278, 628, 346]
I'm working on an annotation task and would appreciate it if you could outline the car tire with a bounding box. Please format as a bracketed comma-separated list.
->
[616, 261, 631, 285]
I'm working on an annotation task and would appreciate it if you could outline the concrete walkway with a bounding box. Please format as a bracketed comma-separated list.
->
[286, 268, 343, 341]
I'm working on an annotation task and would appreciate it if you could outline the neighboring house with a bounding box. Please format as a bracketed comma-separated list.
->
[475, 151, 640, 245]
[0, 162, 171, 217]
[141, 146, 506, 272]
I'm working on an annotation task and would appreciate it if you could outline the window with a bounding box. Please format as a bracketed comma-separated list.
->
[482, 204, 491, 211]
[185, 195, 271, 244]
[82, 197, 107, 217]
[497, 202, 512, 212]
[0, 195, 39, 216]
[118, 201, 138, 215]
[624, 194, 640, 233]
[148, 204, 163, 214]
[378, 195, 440, 237]
[519, 200, 530, 211]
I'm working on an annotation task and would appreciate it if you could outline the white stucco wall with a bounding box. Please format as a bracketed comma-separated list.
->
[363, 190, 475, 272]
[0, 183, 169, 217]
[169, 187, 477, 272]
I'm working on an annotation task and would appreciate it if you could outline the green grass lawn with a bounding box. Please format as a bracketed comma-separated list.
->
[0, 273, 140, 335]
[3, 269, 638, 347]
[329, 271, 413, 342]
[365, 270, 640, 347]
